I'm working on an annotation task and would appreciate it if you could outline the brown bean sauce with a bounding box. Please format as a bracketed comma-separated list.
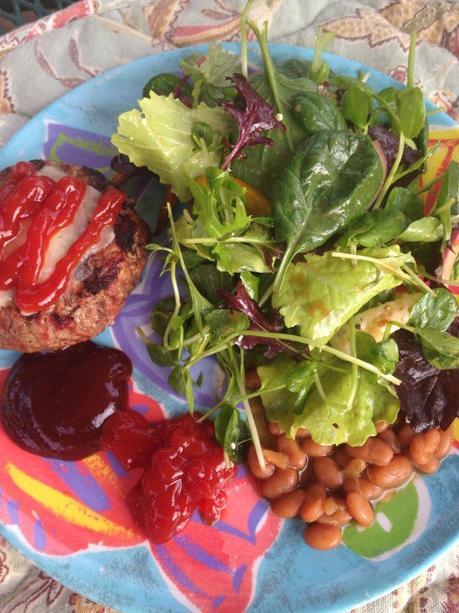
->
[0, 341, 132, 460]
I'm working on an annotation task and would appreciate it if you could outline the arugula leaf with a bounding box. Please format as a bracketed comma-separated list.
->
[409, 288, 457, 331]
[214, 403, 251, 463]
[272, 247, 409, 346]
[180, 43, 240, 106]
[291, 92, 346, 134]
[187, 168, 251, 239]
[112, 93, 231, 201]
[204, 309, 250, 343]
[146, 342, 178, 367]
[271, 131, 384, 293]
[257, 356, 399, 445]
[151, 297, 177, 336]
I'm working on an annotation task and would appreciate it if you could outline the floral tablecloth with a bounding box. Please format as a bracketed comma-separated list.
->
[0, 1, 458, 611]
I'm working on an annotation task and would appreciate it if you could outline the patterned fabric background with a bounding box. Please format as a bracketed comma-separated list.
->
[0, 1, 458, 611]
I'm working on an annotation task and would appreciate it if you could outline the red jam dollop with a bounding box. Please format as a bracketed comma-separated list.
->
[102, 412, 237, 543]
[0, 161, 126, 313]
[1, 341, 132, 460]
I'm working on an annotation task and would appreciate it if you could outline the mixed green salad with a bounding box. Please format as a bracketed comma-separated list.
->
[111, 6, 459, 471]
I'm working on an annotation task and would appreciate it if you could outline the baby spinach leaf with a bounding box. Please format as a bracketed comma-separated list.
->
[398, 217, 443, 242]
[146, 343, 178, 367]
[396, 87, 426, 139]
[204, 309, 250, 343]
[215, 403, 251, 463]
[291, 92, 346, 135]
[142, 73, 190, 99]
[341, 209, 407, 247]
[188, 264, 233, 304]
[431, 160, 459, 244]
[341, 85, 372, 129]
[415, 327, 459, 369]
[272, 246, 410, 345]
[385, 187, 423, 221]
[212, 242, 271, 273]
[355, 332, 399, 374]
[271, 131, 384, 291]
[151, 297, 177, 336]
[409, 288, 457, 331]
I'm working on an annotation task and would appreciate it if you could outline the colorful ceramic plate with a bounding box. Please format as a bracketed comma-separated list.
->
[0, 44, 458, 613]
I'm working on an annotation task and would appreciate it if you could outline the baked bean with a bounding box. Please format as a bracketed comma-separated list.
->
[347, 439, 393, 466]
[267, 421, 283, 436]
[245, 370, 261, 390]
[304, 524, 342, 550]
[299, 484, 326, 523]
[397, 424, 415, 447]
[262, 467, 298, 499]
[343, 475, 360, 494]
[367, 455, 413, 489]
[344, 458, 366, 476]
[271, 489, 306, 518]
[378, 429, 401, 453]
[302, 438, 334, 457]
[416, 457, 440, 475]
[409, 430, 441, 466]
[345, 443, 368, 460]
[277, 435, 307, 470]
[346, 492, 374, 527]
[358, 478, 383, 500]
[312, 457, 343, 490]
[263, 449, 290, 470]
[435, 428, 453, 459]
[324, 497, 338, 515]
[317, 508, 352, 526]
[375, 420, 388, 433]
[334, 447, 350, 468]
[248, 445, 275, 479]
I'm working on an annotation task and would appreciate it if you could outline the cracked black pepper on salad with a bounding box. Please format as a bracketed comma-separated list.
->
[110, 4, 458, 549]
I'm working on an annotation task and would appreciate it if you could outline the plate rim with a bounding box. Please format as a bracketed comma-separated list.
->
[0, 42, 458, 613]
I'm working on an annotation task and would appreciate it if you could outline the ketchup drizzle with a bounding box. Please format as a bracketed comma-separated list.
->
[0, 163, 126, 313]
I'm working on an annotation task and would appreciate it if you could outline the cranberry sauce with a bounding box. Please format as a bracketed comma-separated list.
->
[1, 341, 132, 460]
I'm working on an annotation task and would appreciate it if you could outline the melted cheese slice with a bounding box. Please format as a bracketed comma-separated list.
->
[0, 165, 115, 309]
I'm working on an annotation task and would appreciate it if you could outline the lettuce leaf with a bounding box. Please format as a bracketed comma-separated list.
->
[111, 93, 232, 201]
[257, 355, 399, 446]
[272, 246, 412, 346]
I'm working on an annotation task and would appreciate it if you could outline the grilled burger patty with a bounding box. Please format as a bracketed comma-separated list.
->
[0, 160, 149, 352]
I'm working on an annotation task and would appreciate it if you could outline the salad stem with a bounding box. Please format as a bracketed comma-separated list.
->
[240, 0, 254, 78]
[242, 330, 402, 385]
[407, 31, 417, 89]
[247, 19, 293, 150]
[373, 132, 406, 209]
